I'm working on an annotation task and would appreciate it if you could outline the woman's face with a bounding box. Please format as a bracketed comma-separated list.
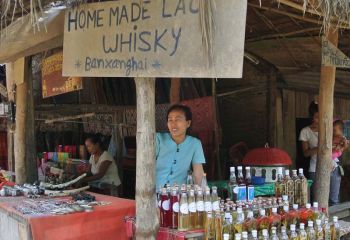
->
[167, 110, 191, 138]
[334, 124, 343, 136]
[85, 139, 99, 155]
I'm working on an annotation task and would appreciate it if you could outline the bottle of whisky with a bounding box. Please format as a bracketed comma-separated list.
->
[299, 223, 308, 240]
[307, 220, 316, 240]
[269, 207, 282, 232]
[257, 209, 270, 236]
[280, 226, 289, 240]
[228, 167, 238, 201]
[289, 224, 298, 240]
[196, 189, 205, 229]
[188, 189, 197, 230]
[243, 210, 257, 233]
[331, 216, 340, 240]
[215, 210, 223, 240]
[222, 215, 232, 240]
[284, 170, 294, 205]
[270, 227, 279, 240]
[300, 203, 313, 224]
[275, 167, 285, 198]
[324, 218, 332, 240]
[212, 186, 220, 212]
[250, 230, 258, 240]
[205, 211, 215, 240]
[315, 219, 324, 240]
[233, 207, 244, 235]
[296, 168, 308, 206]
[289, 204, 300, 225]
[179, 192, 190, 231]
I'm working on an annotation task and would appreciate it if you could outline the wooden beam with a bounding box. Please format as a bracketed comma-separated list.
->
[315, 30, 339, 210]
[44, 113, 96, 124]
[134, 77, 158, 239]
[283, 90, 297, 168]
[246, 27, 321, 42]
[170, 78, 181, 104]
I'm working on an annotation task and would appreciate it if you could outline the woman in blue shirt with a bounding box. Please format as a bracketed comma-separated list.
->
[156, 105, 206, 190]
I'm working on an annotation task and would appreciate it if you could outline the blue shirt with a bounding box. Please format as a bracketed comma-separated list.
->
[156, 132, 206, 190]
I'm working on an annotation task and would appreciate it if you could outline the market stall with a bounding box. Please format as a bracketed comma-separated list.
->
[0, 192, 135, 240]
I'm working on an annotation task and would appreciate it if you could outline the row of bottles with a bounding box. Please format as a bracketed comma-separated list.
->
[205, 212, 341, 240]
[275, 168, 308, 207]
[228, 166, 255, 202]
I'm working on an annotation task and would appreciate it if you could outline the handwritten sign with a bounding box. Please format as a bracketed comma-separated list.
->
[322, 37, 350, 68]
[62, 0, 247, 78]
[42, 52, 83, 98]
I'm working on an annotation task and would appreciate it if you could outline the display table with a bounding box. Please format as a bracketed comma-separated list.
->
[208, 180, 313, 197]
[0, 192, 135, 240]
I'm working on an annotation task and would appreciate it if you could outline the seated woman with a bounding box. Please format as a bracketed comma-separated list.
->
[79, 134, 121, 196]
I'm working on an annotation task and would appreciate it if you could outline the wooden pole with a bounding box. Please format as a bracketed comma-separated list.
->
[134, 77, 158, 239]
[14, 62, 28, 184]
[314, 30, 338, 209]
[170, 78, 181, 104]
[5, 63, 15, 179]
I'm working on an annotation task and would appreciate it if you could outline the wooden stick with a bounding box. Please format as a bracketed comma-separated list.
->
[45, 186, 90, 197]
[40, 173, 87, 189]
[170, 78, 181, 104]
[44, 113, 96, 124]
[246, 27, 321, 42]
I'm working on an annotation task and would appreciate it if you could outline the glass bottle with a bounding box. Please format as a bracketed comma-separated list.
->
[212, 186, 220, 212]
[297, 168, 308, 206]
[215, 210, 223, 240]
[270, 227, 279, 240]
[331, 216, 340, 240]
[300, 203, 313, 224]
[188, 189, 197, 229]
[281, 205, 290, 228]
[324, 218, 332, 240]
[312, 202, 321, 225]
[299, 223, 308, 240]
[228, 167, 238, 201]
[201, 173, 208, 192]
[275, 167, 285, 198]
[289, 224, 298, 240]
[233, 207, 244, 235]
[237, 166, 245, 185]
[196, 189, 205, 229]
[205, 211, 215, 240]
[170, 188, 179, 229]
[257, 209, 270, 235]
[223, 216, 233, 240]
[250, 230, 258, 240]
[284, 170, 295, 205]
[269, 207, 282, 232]
[315, 219, 324, 240]
[243, 210, 258, 233]
[280, 227, 289, 240]
[289, 204, 300, 225]
[235, 233, 242, 240]
[160, 188, 171, 227]
[187, 170, 194, 186]
[179, 192, 190, 231]
[307, 221, 316, 240]
[245, 167, 252, 186]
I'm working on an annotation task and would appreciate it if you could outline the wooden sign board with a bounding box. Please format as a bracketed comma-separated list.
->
[42, 52, 83, 98]
[62, 0, 247, 78]
[322, 37, 350, 68]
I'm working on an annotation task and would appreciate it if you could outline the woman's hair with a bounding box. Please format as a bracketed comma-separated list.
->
[308, 101, 318, 118]
[86, 133, 103, 147]
[334, 119, 344, 129]
[167, 104, 192, 121]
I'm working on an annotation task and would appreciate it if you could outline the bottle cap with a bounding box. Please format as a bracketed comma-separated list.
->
[282, 195, 288, 201]
[292, 170, 297, 174]
[238, 166, 243, 170]
[237, 207, 243, 213]
[260, 209, 265, 216]
[283, 205, 289, 212]
[246, 166, 250, 170]
[242, 232, 248, 238]
[306, 203, 311, 209]
[271, 227, 277, 233]
[293, 204, 298, 210]
[212, 186, 217, 191]
[300, 223, 305, 229]
[299, 168, 304, 174]
[230, 167, 235, 172]
[290, 224, 296, 231]
[313, 202, 318, 208]
[333, 216, 338, 222]
[285, 170, 290, 175]
[235, 233, 241, 240]
[223, 234, 230, 240]
[252, 230, 257, 237]
[308, 221, 314, 227]
[272, 207, 277, 213]
[316, 219, 321, 225]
